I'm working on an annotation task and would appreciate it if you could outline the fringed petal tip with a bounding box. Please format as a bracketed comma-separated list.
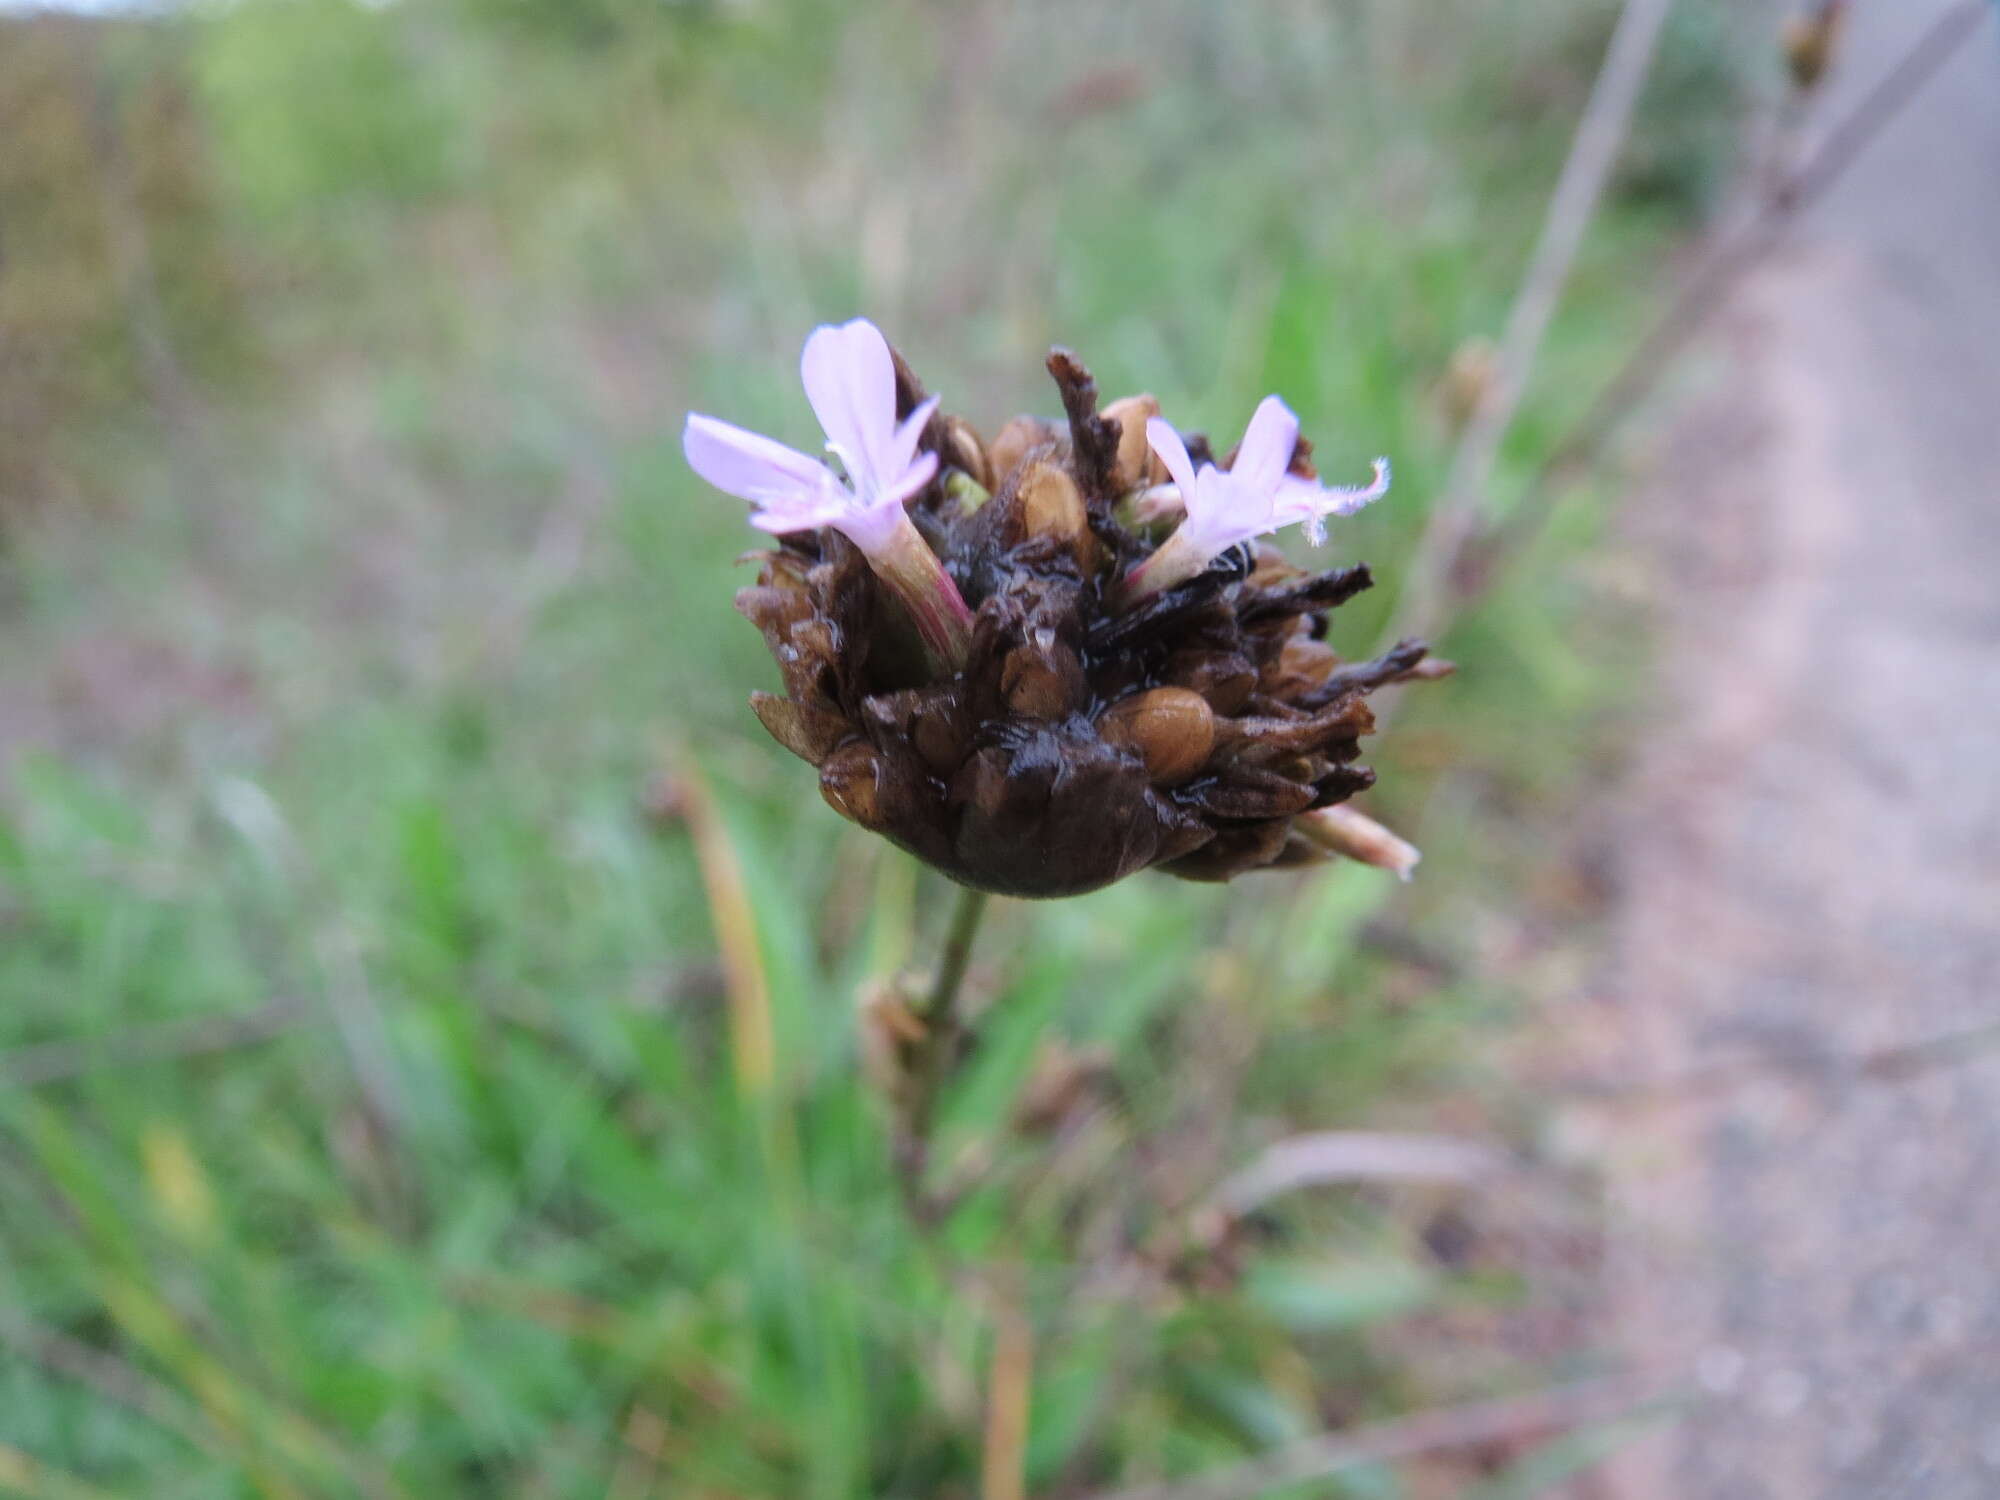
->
[1284, 457, 1391, 547]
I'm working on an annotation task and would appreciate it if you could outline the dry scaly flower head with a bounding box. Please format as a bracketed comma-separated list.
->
[683, 318, 1437, 898]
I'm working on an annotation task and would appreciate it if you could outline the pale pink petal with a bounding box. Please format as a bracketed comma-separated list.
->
[746, 491, 850, 537]
[800, 318, 898, 490]
[1231, 395, 1299, 493]
[1183, 469, 1267, 557]
[880, 448, 940, 510]
[885, 394, 941, 480]
[746, 454, 930, 553]
[683, 413, 832, 505]
[828, 501, 906, 556]
[1146, 417, 1200, 499]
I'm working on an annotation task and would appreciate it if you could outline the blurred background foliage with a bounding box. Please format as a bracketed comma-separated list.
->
[0, 0, 1760, 1494]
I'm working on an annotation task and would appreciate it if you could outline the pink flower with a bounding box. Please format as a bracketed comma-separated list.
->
[683, 318, 972, 667]
[1123, 395, 1389, 603]
[682, 318, 943, 554]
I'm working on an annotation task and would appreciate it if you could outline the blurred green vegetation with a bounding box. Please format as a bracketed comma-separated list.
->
[0, 0, 1758, 1494]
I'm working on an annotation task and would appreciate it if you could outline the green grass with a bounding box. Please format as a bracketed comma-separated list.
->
[0, 0, 1753, 1494]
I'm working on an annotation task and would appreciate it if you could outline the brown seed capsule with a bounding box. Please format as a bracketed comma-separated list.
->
[1098, 686, 1216, 785]
[1008, 458, 1101, 576]
[1018, 461, 1086, 542]
[1101, 393, 1162, 492]
[987, 416, 1063, 491]
[942, 415, 993, 492]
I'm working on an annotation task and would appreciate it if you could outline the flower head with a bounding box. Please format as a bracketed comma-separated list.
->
[684, 318, 969, 663]
[710, 331, 1435, 897]
[1124, 396, 1389, 602]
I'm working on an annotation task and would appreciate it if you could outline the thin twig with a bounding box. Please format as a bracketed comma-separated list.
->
[1391, 0, 1679, 646]
[1085, 1373, 1680, 1500]
[1477, 0, 1991, 600]
[895, 882, 990, 1216]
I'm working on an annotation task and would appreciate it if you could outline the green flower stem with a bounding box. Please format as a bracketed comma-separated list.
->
[896, 881, 990, 1220]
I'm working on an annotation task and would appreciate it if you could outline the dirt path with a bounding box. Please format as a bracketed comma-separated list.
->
[1599, 3, 2000, 1496]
